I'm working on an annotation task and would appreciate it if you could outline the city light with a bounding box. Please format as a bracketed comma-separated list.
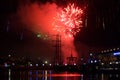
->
[57, 63, 59, 66]
[37, 34, 41, 38]
[116, 62, 119, 64]
[94, 60, 97, 63]
[42, 64, 45, 66]
[4, 63, 8, 67]
[36, 64, 39, 66]
[109, 62, 112, 64]
[30, 64, 33, 67]
[113, 52, 120, 56]
[65, 63, 67, 66]
[74, 63, 76, 66]
[90, 60, 93, 63]
[45, 61, 48, 64]
[49, 64, 52, 66]
[90, 53, 93, 56]
[101, 63, 104, 65]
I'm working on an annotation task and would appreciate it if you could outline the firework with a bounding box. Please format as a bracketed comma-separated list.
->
[53, 3, 83, 38]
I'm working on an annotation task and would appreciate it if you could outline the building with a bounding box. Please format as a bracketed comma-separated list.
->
[67, 54, 77, 65]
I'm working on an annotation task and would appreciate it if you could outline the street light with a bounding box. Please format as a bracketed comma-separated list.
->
[45, 61, 48, 64]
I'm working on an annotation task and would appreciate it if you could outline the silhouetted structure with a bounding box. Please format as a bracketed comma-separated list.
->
[67, 54, 77, 65]
[53, 34, 62, 65]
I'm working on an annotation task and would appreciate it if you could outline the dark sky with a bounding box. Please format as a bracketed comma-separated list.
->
[0, 0, 56, 60]
[75, 0, 120, 47]
[0, 0, 120, 60]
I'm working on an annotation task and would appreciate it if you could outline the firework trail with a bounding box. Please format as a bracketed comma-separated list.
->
[53, 3, 83, 38]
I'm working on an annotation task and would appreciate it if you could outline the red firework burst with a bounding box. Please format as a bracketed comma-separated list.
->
[53, 3, 83, 38]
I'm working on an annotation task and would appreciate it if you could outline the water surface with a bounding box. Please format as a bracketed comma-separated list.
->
[0, 69, 120, 80]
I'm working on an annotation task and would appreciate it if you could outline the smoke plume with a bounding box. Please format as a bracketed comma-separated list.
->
[18, 1, 78, 63]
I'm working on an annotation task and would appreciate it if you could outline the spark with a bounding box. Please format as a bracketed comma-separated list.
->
[53, 3, 83, 38]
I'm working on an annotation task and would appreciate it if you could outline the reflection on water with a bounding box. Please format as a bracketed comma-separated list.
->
[26, 70, 81, 80]
[1, 69, 120, 80]
[8, 69, 11, 80]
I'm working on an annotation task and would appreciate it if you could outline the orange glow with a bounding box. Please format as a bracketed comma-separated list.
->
[37, 73, 82, 77]
[50, 73, 81, 77]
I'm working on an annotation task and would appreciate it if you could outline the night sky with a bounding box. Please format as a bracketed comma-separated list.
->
[0, 0, 120, 61]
